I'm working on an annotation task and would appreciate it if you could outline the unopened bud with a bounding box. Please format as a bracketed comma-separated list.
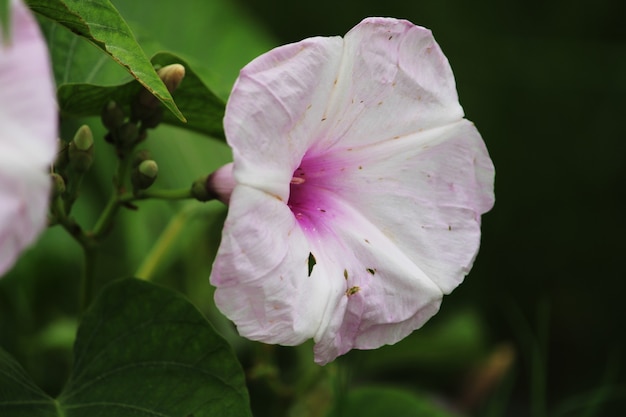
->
[139, 160, 158, 178]
[113, 122, 140, 149]
[131, 159, 158, 192]
[191, 162, 235, 204]
[137, 64, 186, 109]
[73, 125, 93, 151]
[50, 173, 66, 199]
[139, 106, 164, 129]
[68, 125, 94, 173]
[101, 100, 126, 131]
[158, 64, 185, 95]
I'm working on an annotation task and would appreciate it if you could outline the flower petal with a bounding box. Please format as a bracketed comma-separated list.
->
[302, 119, 494, 295]
[0, 0, 57, 275]
[224, 36, 344, 201]
[211, 185, 345, 345]
[298, 191, 444, 364]
[310, 17, 464, 154]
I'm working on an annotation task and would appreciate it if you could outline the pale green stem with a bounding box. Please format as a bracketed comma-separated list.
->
[91, 191, 120, 239]
[80, 246, 98, 311]
[51, 195, 98, 311]
[135, 205, 195, 281]
[121, 187, 194, 203]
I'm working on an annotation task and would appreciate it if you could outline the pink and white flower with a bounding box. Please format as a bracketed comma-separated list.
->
[210, 17, 495, 365]
[0, 0, 57, 276]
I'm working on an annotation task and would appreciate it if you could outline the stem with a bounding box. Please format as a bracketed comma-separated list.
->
[135, 205, 195, 281]
[122, 187, 194, 203]
[91, 155, 131, 239]
[91, 191, 120, 239]
[80, 246, 98, 311]
[50, 195, 98, 311]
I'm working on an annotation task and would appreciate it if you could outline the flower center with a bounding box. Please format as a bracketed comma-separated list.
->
[287, 156, 335, 235]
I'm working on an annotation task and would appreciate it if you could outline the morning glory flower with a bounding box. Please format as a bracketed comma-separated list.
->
[210, 17, 495, 365]
[0, 0, 57, 276]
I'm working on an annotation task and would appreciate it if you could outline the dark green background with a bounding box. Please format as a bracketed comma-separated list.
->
[235, 0, 626, 413]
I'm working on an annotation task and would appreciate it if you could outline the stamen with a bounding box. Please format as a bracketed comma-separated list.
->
[290, 176, 306, 185]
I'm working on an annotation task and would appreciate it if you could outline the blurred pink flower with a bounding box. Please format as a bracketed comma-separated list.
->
[211, 17, 495, 364]
[0, 0, 57, 276]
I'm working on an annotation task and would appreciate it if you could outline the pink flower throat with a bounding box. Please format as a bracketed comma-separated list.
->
[287, 154, 340, 234]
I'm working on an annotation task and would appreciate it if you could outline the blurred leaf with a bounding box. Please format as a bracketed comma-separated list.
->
[332, 386, 459, 417]
[347, 311, 488, 377]
[110, 0, 277, 99]
[0, 278, 252, 417]
[26, 0, 184, 121]
[59, 52, 226, 139]
[1, 0, 9, 39]
[0, 348, 57, 417]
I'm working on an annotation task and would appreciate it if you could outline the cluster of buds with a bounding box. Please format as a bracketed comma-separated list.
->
[49, 64, 185, 219]
[52, 124, 95, 214]
[102, 64, 185, 155]
[101, 64, 185, 196]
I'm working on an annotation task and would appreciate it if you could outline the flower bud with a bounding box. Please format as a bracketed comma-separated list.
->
[68, 125, 94, 173]
[139, 106, 164, 129]
[191, 162, 235, 204]
[101, 100, 126, 131]
[113, 122, 140, 149]
[157, 64, 185, 95]
[136, 64, 186, 110]
[132, 64, 185, 128]
[50, 172, 66, 199]
[131, 159, 158, 193]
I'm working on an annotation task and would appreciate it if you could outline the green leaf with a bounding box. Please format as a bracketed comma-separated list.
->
[333, 386, 459, 417]
[26, 0, 184, 121]
[110, 0, 276, 100]
[0, 348, 57, 417]
[0, 278, 251, 417]
[0, 0, 9, 40]
[58, 52, 225, 139]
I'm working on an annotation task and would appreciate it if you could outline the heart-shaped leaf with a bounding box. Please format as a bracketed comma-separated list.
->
[26, 0, 184, 121]
[0, 278, 251, 417]
[0, 348, 57, 417]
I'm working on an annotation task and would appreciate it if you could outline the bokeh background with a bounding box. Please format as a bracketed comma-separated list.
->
[1, 0, 625, 416]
